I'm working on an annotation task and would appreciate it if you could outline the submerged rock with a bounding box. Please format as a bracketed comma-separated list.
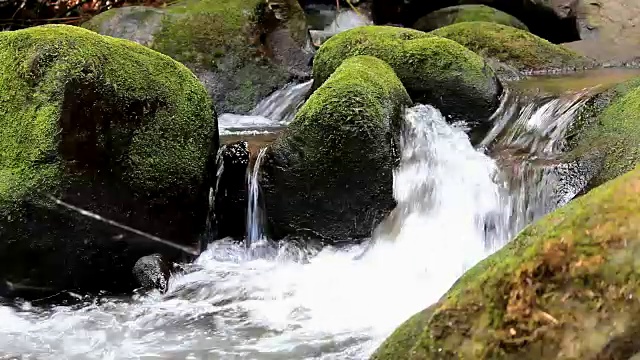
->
[372, 164, 640, 360]
[431, 22, 593, 75]
[83, 0, 313, 114]
[413, 5, 528, 32]
[0, 25, 216, 293]
[566, 76, 640, 192]
[260, 55, 412, 242]
[133, 254, 171, 293]
[313, 25, 502, 126]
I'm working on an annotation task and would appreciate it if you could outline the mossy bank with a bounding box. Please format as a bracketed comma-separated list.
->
[431, 22, 592, 75]
[567, 76, 640, 191]
[0, 25, 217, 293]
[413, 5, 528, 33]
[313, 25, 502, 126]
[373, 164, 640, 359]
[84, 0, 312, 114]
[260, 55, 412, 242]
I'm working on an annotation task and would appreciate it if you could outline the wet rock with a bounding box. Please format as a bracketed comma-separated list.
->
[0, 25, 216, 293]
[83, 0, 313, 115]
[313, 25, 502, 126]
[212, 141, 250, 240]
[370, 0, 581, 43]
[413, 5, 528, 32]
[431, 22, 593, 76]
[261, 56, 412, 242]
[133, 254, 171, 293]
[372, 164, 640, 359]
[565, 75, 640, 192]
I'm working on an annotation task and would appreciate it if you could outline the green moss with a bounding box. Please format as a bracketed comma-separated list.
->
[0, 24, 214, 214]
[313, 25, 501, 122]
[413, 5, 528, 32]
[373, 164, 640, 359]
[287, 55, 411, 172]
[431, 21, 591, 71]
[567, 76, 640, 188]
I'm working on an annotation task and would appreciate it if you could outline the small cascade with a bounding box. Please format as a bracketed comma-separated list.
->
[245, 147, 269, 250]
[483, 87, 596, 234]
[218, 80, 313, 135]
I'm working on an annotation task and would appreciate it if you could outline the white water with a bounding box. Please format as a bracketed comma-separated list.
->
[0, 99, 582, 359]
[246, 147, 268, 249]
[218, 80, 313, 135]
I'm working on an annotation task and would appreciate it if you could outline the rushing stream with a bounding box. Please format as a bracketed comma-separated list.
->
[0, 82, 595, 359]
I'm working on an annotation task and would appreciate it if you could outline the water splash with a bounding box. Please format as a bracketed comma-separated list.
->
[246, 147, 269, 250]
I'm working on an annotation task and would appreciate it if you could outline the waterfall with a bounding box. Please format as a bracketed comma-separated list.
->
[245, 147, 268, 249]
[218, 80, 313, 135]
[0, 94, 593, 360]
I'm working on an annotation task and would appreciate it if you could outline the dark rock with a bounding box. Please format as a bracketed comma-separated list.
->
[212, 141, 250, 240]
[412, 4, 528, 32]
[133, 254, 171, 293]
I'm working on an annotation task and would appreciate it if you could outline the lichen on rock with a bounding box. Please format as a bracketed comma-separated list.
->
[260, 55, 412, 242]
[372, 164, 640, 359]
[0, 24, 216, 292]
[312, 25, 502, 125]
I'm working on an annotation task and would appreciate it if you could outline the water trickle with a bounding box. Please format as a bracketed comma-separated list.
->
[245, 147, 269, 251]
[218, 80, 313, 136]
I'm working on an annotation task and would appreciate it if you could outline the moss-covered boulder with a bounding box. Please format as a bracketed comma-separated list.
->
[431, 22, 592, 74]
[313, 25, 502, 126]
[260, 55, 412, 242]
[372, 164, 640, 359]
[566, 76, 640, 191]
[413, 5, 528, 32]
[83, 0, 312, 114]
[0, 25, 217, 293]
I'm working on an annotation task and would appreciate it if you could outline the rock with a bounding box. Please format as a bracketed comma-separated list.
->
[372, 164, 640, 359]
[0, 25, 217, 293]
[212, 141, 250, 240]
[370, 0, 581, 43]
[566, 76, 640, 192]
[313, 25, 502, 125]
[133, 254, 171, 293]
[431, 22, 593, 75]
[412, 5, 528, 32]
[260, 55, 412, 242]
[83, 0, 313, 114]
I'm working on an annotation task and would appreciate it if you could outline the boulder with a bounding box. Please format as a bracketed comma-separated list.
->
[260, 55, 412, 242]
[133, 254, 171, 293]
[313, 25, 502, 125]
[431, 22, 592, 74]
[413, 5, 528, 32]
[83, 0, 313, 114]
[212, 141, 250, 240]
[0, 25, 217, 293]
[373, 164, 640, 359]
[566, 76, 640, 192]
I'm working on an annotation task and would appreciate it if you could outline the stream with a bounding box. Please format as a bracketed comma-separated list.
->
[0, 69, 637, 359]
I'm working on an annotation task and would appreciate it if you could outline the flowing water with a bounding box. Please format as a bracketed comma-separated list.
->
[0, 85, 594, 359]
[245, 148, 269, 250]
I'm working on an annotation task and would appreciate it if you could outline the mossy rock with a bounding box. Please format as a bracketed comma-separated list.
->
[313, 25, 502, 126]
[0, 25, 217, 293]
[84, 0, 312, 114]
[260, 55, 412, 242]
[413, 5, 528, 32]
[565, 76, 640, 191]
[372, 164, 640, 359]
[431, 22, 592, 73]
